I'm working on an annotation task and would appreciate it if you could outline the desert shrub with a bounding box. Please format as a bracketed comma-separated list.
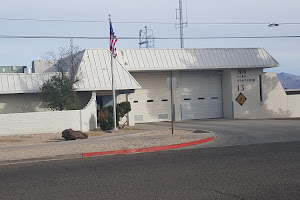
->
[98, 102, 131, 131]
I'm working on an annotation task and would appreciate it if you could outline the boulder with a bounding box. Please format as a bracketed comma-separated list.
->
[62, 129, 88, 140]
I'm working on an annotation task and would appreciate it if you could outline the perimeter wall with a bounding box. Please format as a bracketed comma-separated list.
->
[0, 92, 97, 136]
[288, 95, 300, 117]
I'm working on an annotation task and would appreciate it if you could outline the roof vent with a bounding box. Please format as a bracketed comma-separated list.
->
[24, 67, 32, 74]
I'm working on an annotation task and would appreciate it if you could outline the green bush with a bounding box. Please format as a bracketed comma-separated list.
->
[98, 102, 131, 131]
[40, 73, 78, 111]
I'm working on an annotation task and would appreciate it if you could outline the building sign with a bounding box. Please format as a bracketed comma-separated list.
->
[236, 69, 255, 83]
[235, 93, 247, 106]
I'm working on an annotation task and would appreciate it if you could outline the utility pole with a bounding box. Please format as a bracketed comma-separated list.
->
[170, 72, 174, 134]
[176, 0, 187, 48]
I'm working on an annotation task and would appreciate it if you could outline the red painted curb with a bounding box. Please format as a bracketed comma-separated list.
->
[82, 136, 215, 158]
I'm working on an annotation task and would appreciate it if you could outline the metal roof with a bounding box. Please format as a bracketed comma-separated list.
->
[0, 66, 26, 73]
[76, 49, 141, 91]
[0, 48, 278, 94]
[114, 48, 279, 71]
[285, 89, 300, 95]
[0, 73, 54, 94]
[0, 49, 141, 94]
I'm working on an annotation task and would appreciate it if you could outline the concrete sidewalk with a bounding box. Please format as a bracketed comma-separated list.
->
[0, 124, 214, 164]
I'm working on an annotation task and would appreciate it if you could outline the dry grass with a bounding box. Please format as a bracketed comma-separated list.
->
[0, 134, 34, 143]
[85, 131, 106, 137]
[0, 138, 24, 143]
[18, 135, 33, 139]
[122, 127, 147, 131]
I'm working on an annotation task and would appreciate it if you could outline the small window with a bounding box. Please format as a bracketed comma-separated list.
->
[198, 98, 205, 100]
[161, 99, 168, 102]
[133, 101, 139, 103]
[259, 75, 263, 102]
[211, 97, 218, 99]
[147, 100, 154, 102]
[184, 98, 191, 101]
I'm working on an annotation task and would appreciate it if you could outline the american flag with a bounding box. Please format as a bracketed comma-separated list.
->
[110, 21, 118, 58]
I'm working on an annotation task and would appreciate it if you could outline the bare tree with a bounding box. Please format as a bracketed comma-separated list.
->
[44, 39, 83, 84]
[40, 40, 84, 111]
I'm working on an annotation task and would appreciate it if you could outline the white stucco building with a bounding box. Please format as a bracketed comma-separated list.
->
[0, 48, 299, 135]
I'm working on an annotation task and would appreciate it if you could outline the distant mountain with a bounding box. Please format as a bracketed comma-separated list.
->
[277, 72, 300, 89]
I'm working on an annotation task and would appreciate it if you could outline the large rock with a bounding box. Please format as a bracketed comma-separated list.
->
[62, 129, 88, 140]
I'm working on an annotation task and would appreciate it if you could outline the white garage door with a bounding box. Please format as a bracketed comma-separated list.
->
[130, 72, 171, 123]
[179, 71, 223, 120]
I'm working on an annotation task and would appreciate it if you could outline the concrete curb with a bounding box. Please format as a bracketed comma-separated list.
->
[0, 154, 82, 166]
[82, 136, 215, 157]
[0, 134, 215, 165]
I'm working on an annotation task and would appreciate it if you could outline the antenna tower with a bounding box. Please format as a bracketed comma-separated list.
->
[138, 26, 155, 48]
[176, 0, 188, 48]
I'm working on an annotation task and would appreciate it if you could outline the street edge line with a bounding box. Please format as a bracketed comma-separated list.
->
[82, 136, 215, 157]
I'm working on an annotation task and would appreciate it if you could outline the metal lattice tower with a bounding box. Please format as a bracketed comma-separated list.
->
[138, 26, 155, 49]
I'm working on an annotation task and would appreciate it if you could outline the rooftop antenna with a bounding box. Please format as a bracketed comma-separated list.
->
[70, 38, 74, 48]
[138, 26, 155, 48]
[176, 0, 188, 48]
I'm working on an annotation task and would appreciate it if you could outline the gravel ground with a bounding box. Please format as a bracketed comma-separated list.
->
[0, 128, 213, 162]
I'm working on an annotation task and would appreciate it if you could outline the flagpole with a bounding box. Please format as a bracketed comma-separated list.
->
[109, 15, 117, 130]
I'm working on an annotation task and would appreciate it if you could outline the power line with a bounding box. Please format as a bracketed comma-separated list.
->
[1, 17, 300, 25]
[0, 17, 106, 23]
[188, 22, 300, 25]
[0, 17, 173, 24]
[0, 34, 300, 40]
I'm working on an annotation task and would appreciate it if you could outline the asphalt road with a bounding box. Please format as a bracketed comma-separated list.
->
[1, 141, 299, 200]
[137, 119, 300, 147]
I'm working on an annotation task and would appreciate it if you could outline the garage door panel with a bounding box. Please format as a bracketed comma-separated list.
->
[181, 105, 222, 119]
[131, 71, 222, 123]
[180, 71, 223, 120]
[180, 85, 221, 92]
[131, 72, 171, 123]
[181, 94, 221, 99]
[134, 90, 170, 97]
[180, 90, 220, 95]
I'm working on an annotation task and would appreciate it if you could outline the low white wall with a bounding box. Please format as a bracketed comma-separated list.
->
[0, 93, 47, 114]
[0, 91, 93, 114]
[0, 92, 97, 136]
[260, 72, 289, 118]
[288, 95, 300, 117]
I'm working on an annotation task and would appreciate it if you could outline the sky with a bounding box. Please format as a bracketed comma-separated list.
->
[1, 0, 300, 75]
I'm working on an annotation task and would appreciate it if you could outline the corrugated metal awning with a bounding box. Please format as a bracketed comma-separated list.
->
[114, 48, 279, 71]
[0, 49, 142, 94]
[76, 49, 141, 91]
[0, 48, 278, 94]
[0, 73, 54, 94]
